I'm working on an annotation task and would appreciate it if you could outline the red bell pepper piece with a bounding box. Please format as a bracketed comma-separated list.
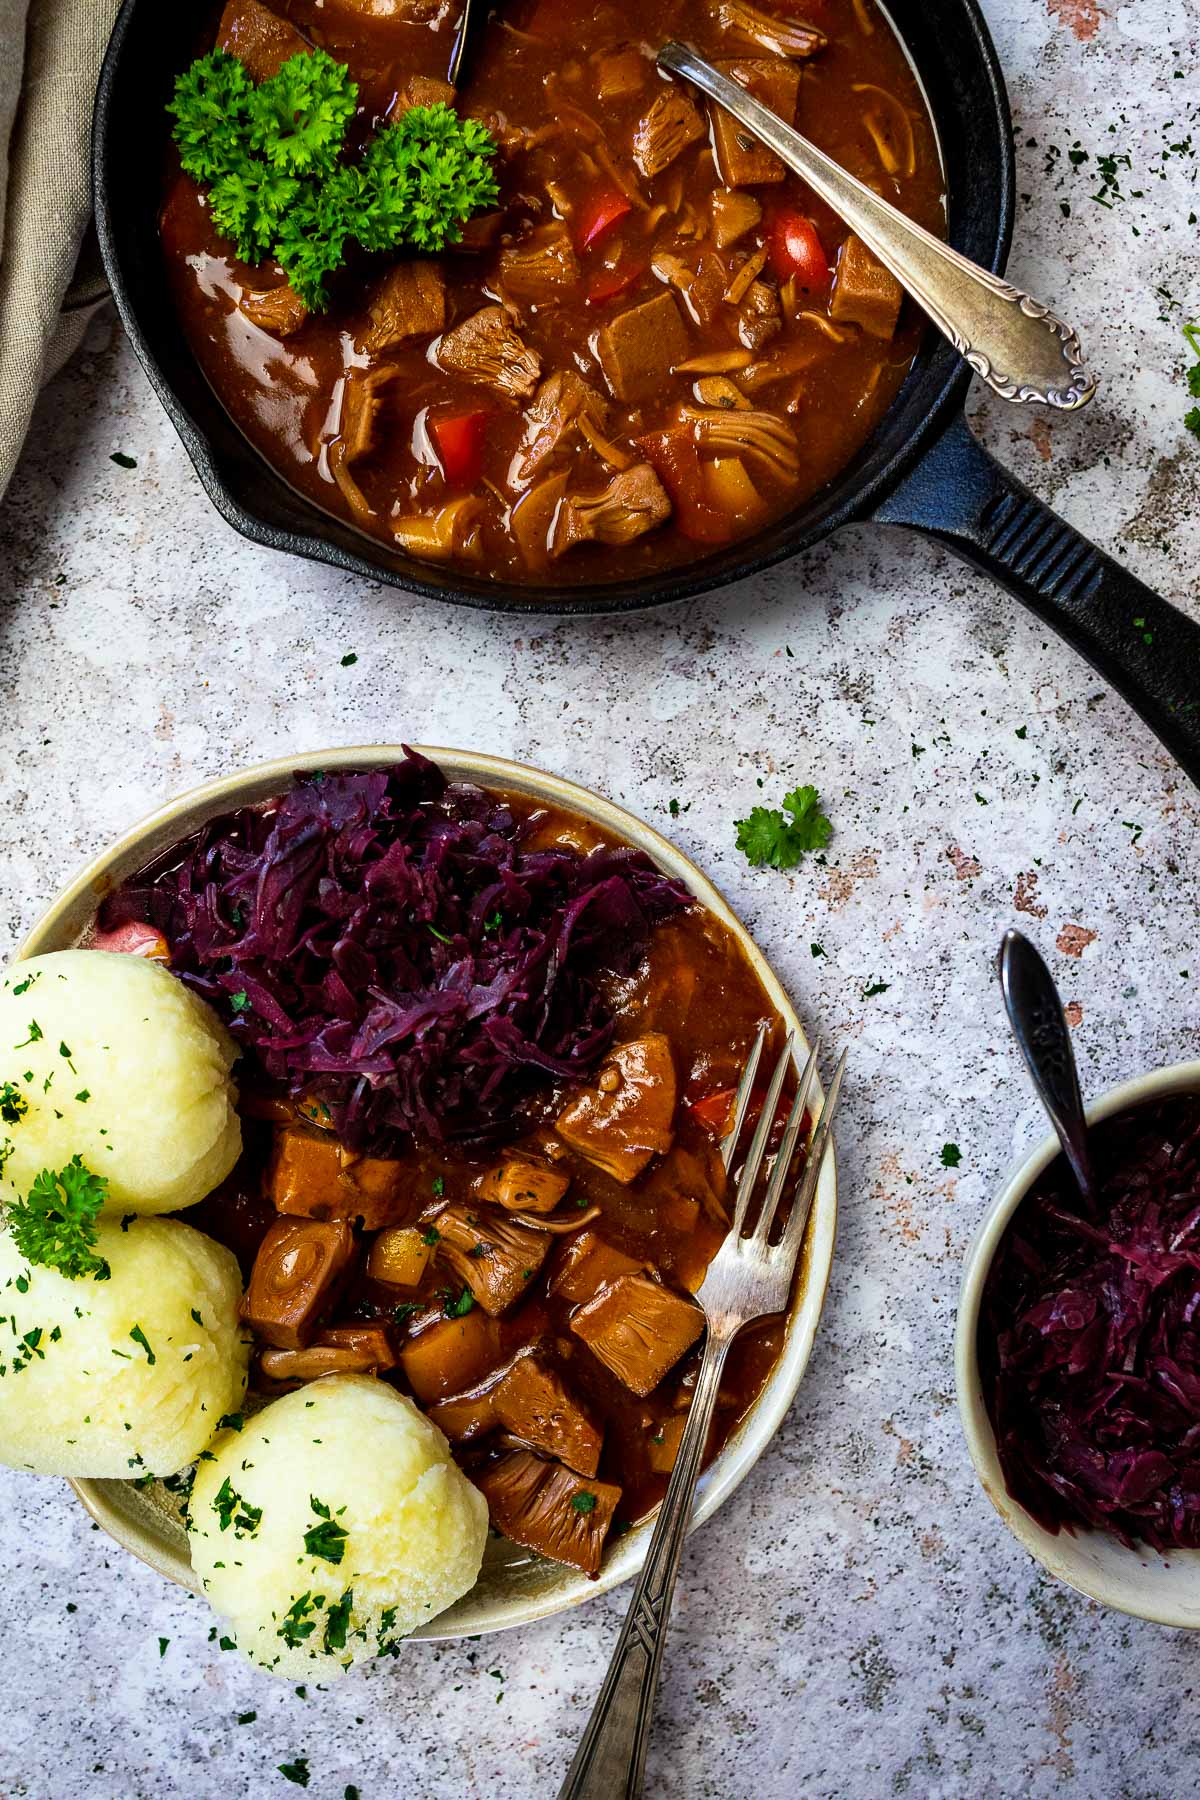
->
[586, 260, 643, 306]
[766, 210, 830, 289]
[688, 1081, 800, 1149]
[576, 190, 633, 252]
[429, 410, 488, 489]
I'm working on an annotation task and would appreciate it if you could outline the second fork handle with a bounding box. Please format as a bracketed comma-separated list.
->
[556, 1330, 735, 1800]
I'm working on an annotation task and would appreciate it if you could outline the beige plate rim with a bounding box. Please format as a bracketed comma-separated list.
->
[16, 744, 838, 1640]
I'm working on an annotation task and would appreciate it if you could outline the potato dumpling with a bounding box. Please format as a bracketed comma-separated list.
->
[0, 950, 240, 1214]
[0, 1216, 248, 1477]
[188, 1375, 488, 1679]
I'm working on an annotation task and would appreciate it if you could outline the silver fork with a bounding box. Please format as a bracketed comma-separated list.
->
[558, 1027, 847, 1800]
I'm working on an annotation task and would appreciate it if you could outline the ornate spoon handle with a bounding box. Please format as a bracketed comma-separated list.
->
[658, 41, 1097, 411]
[556, 1334, 733, 1800]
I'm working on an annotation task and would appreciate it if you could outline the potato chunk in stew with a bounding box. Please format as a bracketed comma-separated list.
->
[269, 1127, 408, 1230]
[476, 1450, 622, 1576]
[571, 1272, 704, 1397]
[400, 1307, 500, 1403]
[556, 1032, 677, 1183]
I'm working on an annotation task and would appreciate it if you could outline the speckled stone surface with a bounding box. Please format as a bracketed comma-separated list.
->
[1, 3, 1199, 1795]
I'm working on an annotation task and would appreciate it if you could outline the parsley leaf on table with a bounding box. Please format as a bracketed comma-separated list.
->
[734, 784, 832, 870]
[7, 1156, 110, 1280]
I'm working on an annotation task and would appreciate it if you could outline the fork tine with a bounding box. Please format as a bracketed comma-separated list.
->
[730, 1035, 792, 1236]
[778, 1048, 846, 1263]
[721, 1021, 768, 1176]
[750, 1040, 820, 1244]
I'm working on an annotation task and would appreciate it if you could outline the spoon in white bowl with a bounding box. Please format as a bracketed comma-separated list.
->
[657, 41, 1097, 412]
[997, 928, 1096, 1209]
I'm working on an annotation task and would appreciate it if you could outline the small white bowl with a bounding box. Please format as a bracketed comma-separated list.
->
[955, 1059, 1200, 1628]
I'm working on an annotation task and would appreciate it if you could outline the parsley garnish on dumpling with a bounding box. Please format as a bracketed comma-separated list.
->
[168, 48, 499, 310]
[7, 1155, 111, 1281]
[303, 1496, 349, 1565]
[734, 784, 832, 871]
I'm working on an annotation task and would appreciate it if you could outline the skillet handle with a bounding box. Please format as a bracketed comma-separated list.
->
[873, 413, 1200, 788]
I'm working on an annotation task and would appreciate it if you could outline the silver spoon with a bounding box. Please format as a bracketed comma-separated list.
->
[657, 41, 1096, 412]
[997, 929, 1096, 1208]
[447, 0, 488, 86]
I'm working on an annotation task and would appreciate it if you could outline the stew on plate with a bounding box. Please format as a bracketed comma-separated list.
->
[161, 0, 944, 582]
[96, 757, 810, 1576]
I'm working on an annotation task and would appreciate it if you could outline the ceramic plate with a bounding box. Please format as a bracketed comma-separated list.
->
[15, 746, 837, 1638]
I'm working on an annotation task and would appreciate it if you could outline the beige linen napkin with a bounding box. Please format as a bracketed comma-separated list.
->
[0, 0, 120, 496]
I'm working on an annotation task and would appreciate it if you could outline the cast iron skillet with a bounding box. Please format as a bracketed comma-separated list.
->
[93, 0, 1200, 785]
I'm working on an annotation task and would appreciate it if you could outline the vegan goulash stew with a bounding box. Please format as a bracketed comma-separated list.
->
[95, 758, 807, 1577]
[162, 0, 944, 581]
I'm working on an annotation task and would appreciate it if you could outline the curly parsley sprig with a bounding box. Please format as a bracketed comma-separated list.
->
[169, 48, 499, 309]
[7, 1155, 111, 1280]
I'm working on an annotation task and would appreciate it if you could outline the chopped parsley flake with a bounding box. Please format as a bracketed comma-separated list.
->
[0, 1082, 27, 1126]
[304, 1497, 349, 1565]
[278, 1592, 321, 1648]
[323, 1587, 354, 1653]
[129, 1324, 156, 1365]
[941, 1143, 963, 1168]
[212, 1476, 263, 1538]
[571, 1491, 597, 1513]
[278, 1756, 310, 1787]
